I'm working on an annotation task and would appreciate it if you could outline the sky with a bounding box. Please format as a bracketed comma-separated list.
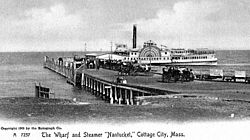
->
[0, 0, 249, 52]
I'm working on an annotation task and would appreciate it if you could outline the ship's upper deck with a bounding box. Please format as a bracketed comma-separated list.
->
[170, 48, 215, 55]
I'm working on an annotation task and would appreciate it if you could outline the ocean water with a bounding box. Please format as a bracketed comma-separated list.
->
[216, 50, 250, 74]
[155, 50, 250, 76]
[0, 50, 250, 100]
[0, 52, 104, 104]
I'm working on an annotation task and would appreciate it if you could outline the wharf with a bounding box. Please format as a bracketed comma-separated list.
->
[85, 68, 250, 101]
[43, 55, 250, 105]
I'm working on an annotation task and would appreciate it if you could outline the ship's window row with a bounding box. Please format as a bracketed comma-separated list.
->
[171, 51, 190, 54]
[170, 50, 214, 54]
[179, 56, 208, 59]
[123, 57, 170, 61]
[139, 57, 169, 61]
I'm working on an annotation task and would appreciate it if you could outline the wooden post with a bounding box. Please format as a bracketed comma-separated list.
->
[110, 86, 113, 104]
[87, 76, 90, 90]
[85, 76, 87, 89]
[125, 89, 129, 105]
[89, 77, 91, 91]
[99, 82, 102, 97]
[81, 73, 84, 88]
[67, 68, 69, 78]
[118, 88, 122, 105]
[95, 81, 97, 95]
[94, 79, 96, 94]
[106, 88, 109, 101]
[63, 66, 66, 76]
[91, 78, 93, 92]
[83, 74, 86, 89]
[86, 77, 88, 90]
[114, 86, 117, 103]
[136, 92, 140, 105]
[97, 81, 100, 96]
[87, 77, 90, 91]
[93, 80, 96, 95]
[38, 83, 42, 98]
[73, 70, 76, 86]
[96, 81, 98, 95]
[43, 56, 47, 67]
[130, 89, 133, 105]
[102, 83, 105, 100]
[99, 82, 101, 97]
[93, 79, 96, 94]
[98, 82, 101, 96]
[96, 81, 99, 96]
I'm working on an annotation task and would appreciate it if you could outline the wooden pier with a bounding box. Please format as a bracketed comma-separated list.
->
[43, 56, 250, 105]
[43, 56, 159, 105]
[43, 56, 74, 82]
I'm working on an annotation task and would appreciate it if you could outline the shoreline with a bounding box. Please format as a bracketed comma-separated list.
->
[0, 96, 249, 124]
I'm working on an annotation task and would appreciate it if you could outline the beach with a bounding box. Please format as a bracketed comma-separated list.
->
[0, 93, 249, 124]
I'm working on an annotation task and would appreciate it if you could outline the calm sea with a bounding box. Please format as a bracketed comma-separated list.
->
[0, 50, 250, 100]
[0, 51, 104, 104]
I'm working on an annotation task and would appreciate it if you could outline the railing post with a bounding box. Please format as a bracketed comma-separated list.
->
[81, 73, 84, 88]
[114, 86, 118, 103]
[130, 89, 133, 105]
[118, 88, 122, 105]
[110, 86, 113, 104]
[102, 83, 105, 100]
[125, 89, 129, 105]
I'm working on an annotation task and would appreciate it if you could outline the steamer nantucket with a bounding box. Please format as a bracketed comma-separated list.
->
[99, 25, 218, 66]
[121, 40, 217, 66]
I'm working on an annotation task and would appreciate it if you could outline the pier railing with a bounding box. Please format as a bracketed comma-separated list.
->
[81, 72, 157, 105]
[43, 56, 75, 83]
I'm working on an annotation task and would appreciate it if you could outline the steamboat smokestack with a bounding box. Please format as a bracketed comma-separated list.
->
[132, 24, 137, 49]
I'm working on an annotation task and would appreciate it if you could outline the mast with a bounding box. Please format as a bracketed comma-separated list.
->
[110, 42, 113, 60]
[133, 24, 137, 49]
[84, 43, 87, 52]
[150, 43, 152, 68]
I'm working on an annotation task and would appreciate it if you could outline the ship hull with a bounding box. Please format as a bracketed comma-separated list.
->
[138, 59, 217, 66]
[142, 61, 217, 66]
[166, 61, 217, 66]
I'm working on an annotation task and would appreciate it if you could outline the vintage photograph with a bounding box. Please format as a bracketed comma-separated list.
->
[0, 0, 250, 139]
